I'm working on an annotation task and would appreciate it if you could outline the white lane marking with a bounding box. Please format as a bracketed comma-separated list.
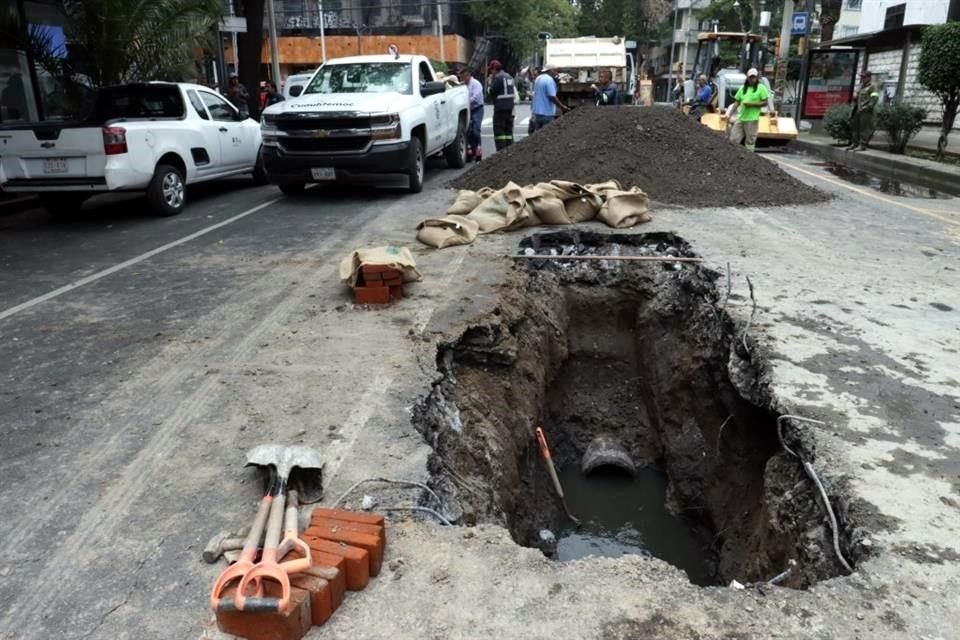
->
[481, 117, 492, 127]
[0, 196, 281, 322]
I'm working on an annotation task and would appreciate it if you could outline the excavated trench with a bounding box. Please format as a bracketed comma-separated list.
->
[415, 231, 860, 589]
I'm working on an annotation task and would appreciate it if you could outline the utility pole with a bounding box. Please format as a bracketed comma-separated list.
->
[317, 0, 327, 63]
[437, 1, 446, 64]
[266, 0, 281, 83]
[668, 0, 679, 101]
[774, 0, 794, 112]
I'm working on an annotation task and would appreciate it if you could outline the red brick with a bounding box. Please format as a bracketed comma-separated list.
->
[302, 536, 370, 590]
[361, 264, 393, 274]
[289, 573, 335, 626]
[305, 519, 384, 577]
[381, 275, 403, 286]
[354, 286, 390, 305]
[389, 285, 404, 301]
[215, 582, 311, 640]
[310, 508, 386, 528]
[282, 548, 346, 610]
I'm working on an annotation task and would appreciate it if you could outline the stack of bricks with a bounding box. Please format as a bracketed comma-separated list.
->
[215, 509, 386, 640]
[353, 265, 405, 305]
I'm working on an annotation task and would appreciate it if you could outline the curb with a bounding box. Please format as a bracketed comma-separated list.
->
[789, 138, 960, 196]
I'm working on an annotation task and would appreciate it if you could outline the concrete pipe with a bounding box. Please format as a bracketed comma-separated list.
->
[581, 434, 636, 475]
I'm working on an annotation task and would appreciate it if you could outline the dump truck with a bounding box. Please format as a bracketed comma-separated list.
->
[544, 36, 636, 106]
[681, 31, 798, 147]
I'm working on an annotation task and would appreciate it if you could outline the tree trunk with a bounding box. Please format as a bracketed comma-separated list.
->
[238, 0, 265, 119]
[936, 95, 958, 161]
[818, 0, 842, 43]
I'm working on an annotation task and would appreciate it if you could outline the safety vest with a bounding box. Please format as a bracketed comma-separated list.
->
[490, 71, 515, 112]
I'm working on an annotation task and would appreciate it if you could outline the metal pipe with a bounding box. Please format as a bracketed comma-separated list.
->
[511, 255, 704, 263]
[318, 0, 327, 63]
[437, 1, 446, 64]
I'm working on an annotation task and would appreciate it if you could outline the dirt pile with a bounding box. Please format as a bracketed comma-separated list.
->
[450, 106, 828, 208]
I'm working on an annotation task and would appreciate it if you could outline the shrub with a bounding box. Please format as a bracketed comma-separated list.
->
[918, 22, 960, 159]
[824, 104, 854, 143]
[875, 103, 926, 154]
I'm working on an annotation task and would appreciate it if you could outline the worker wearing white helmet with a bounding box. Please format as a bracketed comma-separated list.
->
[728, 67, 769, 151]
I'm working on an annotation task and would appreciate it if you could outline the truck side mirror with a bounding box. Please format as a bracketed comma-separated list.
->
[421, 81, 445, 97]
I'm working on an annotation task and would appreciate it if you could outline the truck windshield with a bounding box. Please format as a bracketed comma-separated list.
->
[303, 63, 413, 95]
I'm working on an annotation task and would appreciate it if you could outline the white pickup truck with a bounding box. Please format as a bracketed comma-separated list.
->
[0, 82, 264, 216]
[260, 54, 469, 194]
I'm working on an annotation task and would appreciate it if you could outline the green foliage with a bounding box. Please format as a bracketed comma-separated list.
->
[918, 21, 960, 158]
[577, 0, 666, 40]
[875, 103, 926, 154]
[64, 0, 222, 86]
[698, 0, 782, 35]
[823, 104, 853, 143]
[467, 0, 577, 61]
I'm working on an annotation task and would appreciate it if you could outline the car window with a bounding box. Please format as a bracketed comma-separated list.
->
[95, 85, 185, 120]
[418, 61, 434, 85]
[187, 90, 209, 120]
[304, 63, 413, 95]
[199, 91, 237, 121]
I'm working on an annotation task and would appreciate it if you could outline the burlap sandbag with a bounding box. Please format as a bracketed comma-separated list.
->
[416, 215, 480, 249]
[466, 182, 531, 232]
[596, 188, 652, 229]
[447, 189, 491, 216]
[339, 246, 421, 286]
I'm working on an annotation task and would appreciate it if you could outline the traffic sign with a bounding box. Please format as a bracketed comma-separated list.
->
[791, 12, 809, 36]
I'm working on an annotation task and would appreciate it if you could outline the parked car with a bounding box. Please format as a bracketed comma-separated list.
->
[283, 72, 315, 100]
[260, 54, 469, 194]
[0, 82, 265, 216]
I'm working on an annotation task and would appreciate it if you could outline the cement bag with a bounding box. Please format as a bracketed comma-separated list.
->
[466, 182, 531, 233]
[416, 215, 480, 249]
[528, 193, 572, 225]
[583, 180, 624, 198]
[596, 188, 652, 229]
[541, 181, 602, 223]
[447, 189, 491, 216]
[339, 246, 421, 286]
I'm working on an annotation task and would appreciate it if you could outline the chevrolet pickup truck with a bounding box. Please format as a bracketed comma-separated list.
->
[0, 82, 265, 216]
[260, 54, 469, 194]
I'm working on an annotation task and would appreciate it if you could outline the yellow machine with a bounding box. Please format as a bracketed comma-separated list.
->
[682, 31, 798, 147]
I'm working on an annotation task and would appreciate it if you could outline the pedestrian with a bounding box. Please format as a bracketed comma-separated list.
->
[591, 69, 619, 106]
[847, 70, 880, 152]
[728, 68, 769, 151]
[226, 73, 249, 116]
[459, 67, 485, 162]
[264, 81, 285, 107]
[487, 60, 516, 150]
[531, 65, 569, 132]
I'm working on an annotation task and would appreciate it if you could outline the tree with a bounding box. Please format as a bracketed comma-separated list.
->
[817, 0, 843, 43]
[918, 21, 960, 159]
[56, 0, 223, 86]
[577, 0, 671, 40]
[698, 0, 783, 36]
[466, 0, 577, 66]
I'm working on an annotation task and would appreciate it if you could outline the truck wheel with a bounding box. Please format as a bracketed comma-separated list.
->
[39, 194, 88, 217]
[444, 123, 467, 169]
[278, 182, 305, 195]
[406, 137, 424, 193]
[252, 147, 270, 185]
[147, 164, 186, 216]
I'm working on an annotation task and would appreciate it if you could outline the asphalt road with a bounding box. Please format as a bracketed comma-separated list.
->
[1, 109, 958, 639]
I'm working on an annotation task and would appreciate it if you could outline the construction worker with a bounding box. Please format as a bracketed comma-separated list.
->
[847, 70, 880, 152]
[689, 74, 712, 120]
[487, 60, 516, 150]
[728, 68, 769, 151]
[459, 67, 484, 162]
[591, 69, 619, 106]
[531, 65, 569, 132]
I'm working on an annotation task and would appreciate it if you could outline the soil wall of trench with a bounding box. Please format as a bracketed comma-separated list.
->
[414, 232, 862, 588]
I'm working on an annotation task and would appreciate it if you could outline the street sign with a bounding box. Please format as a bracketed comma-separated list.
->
[791, 12, 809, 36]
[625, 40, 637, 49]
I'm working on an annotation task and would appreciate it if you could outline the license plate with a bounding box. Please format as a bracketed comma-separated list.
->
[43, 158, 69, 174]
[310, 167, 336, 181]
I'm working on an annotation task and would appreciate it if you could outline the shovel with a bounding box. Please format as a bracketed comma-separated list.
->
[235, 445, 324, 612]
[535, 426, 582, 527]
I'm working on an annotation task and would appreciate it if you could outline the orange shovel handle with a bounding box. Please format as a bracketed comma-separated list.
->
[535, 426, 551, 461]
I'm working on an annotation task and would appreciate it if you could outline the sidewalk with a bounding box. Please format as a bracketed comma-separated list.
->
[788, 129, 960, 196]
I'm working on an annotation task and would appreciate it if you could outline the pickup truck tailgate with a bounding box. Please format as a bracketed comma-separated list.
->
[0, 126, 107, 186]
